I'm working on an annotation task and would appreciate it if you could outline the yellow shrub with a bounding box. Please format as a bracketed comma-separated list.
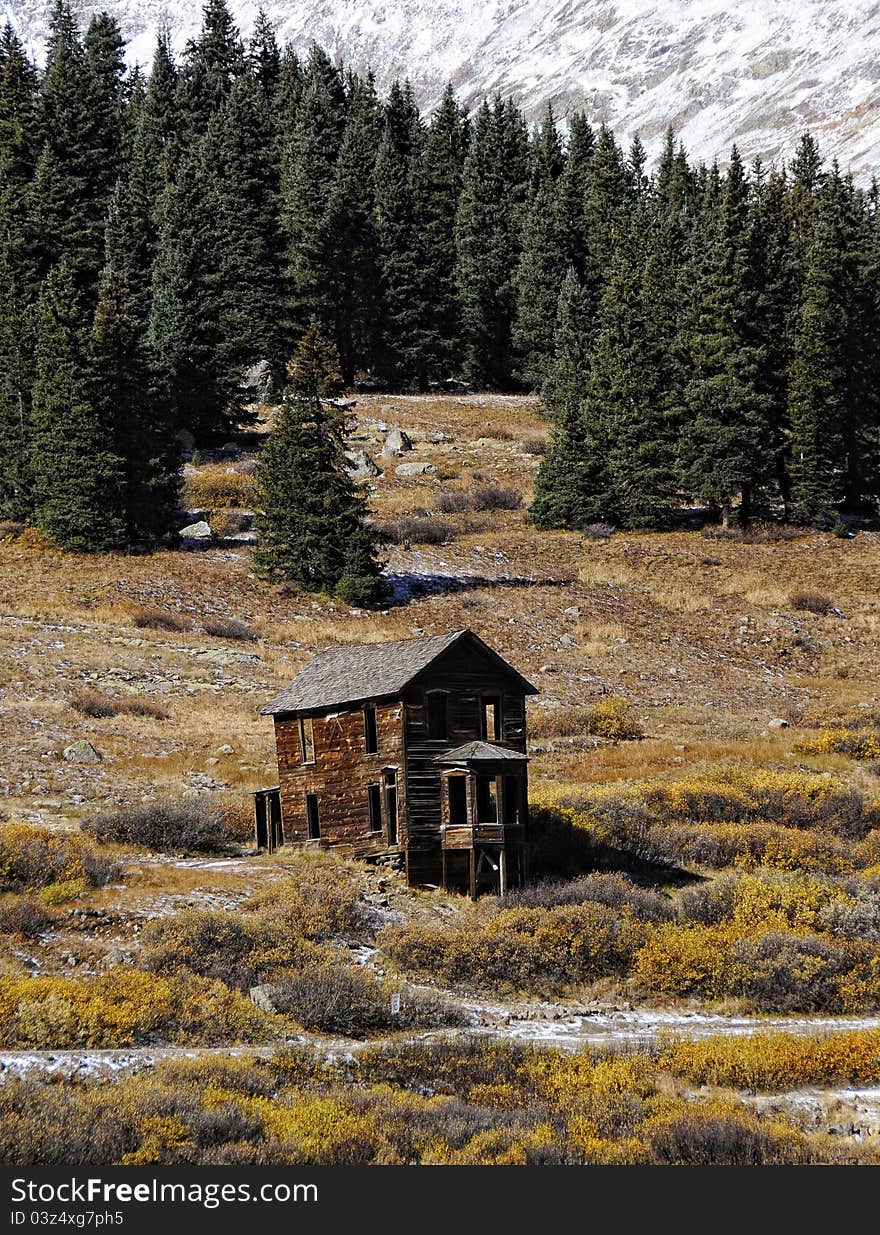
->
[0, 969, 274, 1048]
[633, 923, 739, 998]
[663, 1028, 880, 1090]
[0, 824, 117, 891]
[730, 871, 846, 931]
[797, 730, 880, 761]
[185, 465, 254, 509]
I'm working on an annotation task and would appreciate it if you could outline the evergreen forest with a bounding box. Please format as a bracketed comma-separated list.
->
[1, 0, 879, 561]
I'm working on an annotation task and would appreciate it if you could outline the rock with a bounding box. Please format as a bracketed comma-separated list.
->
[563, 606, 581, 617]
[395, 461, 435, 477]
[63, 740, 102, 763]
[176, 508, 209, 528]
[242, 360, 279, 404]
[346, 450, 382, 479]
[382, 427, 413, 457]
[216, 744, 235, 755]
[249, 983, 279, 1015]
[175, 428, 196, 454]
[179, 520, 213, 540]
[768, 717, 789, 729]
[219, 441, 241, 458]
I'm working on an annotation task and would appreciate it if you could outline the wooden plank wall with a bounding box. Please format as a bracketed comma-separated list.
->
[275, 702, 405, 861]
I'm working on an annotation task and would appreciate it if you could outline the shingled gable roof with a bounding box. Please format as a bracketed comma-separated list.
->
[260, 628, 538, 716]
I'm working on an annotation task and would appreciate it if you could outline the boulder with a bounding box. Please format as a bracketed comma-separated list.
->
[382, 427, 413, 457]
[242, 360, 279, 404]
[768, 717, 789, 729]
[249, 983, 280, 1015]
[346, 450, 382, 479]
[175, 428, 196, 454]
[63, 740, 102, 763]
[395, 461, 435, 477]
[179, 520, 213, 540]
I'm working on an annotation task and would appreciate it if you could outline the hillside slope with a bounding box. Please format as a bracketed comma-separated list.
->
[9, 0, 880, 172]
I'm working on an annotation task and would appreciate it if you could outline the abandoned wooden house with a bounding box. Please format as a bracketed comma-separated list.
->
[254, 629, 538, 897]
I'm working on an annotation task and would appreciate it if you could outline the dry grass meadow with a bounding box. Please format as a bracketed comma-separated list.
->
[4, 393, 880, 1164]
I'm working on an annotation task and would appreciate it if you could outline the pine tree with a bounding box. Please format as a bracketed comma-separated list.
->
[412, 82, 467, 380]
[279, 46, 348, 349]
[202, 72, 284, 371]
[557, 112, 595, 279]
[254, 324, 389, 605]
[322, 76, 382, 383]
[92, 182, 180, 541]
[455, 97, 529, 387]
[588, 225, 679, 528]
[249, 9, 280, 99]
[29, 264, 125, 549]
[788, 168, 879, 519]
[373, 80, 425, 387]
[680, 149, 775, 524]
[513, 105, 567, 387]
[177, 0, 244, 133]
[0, 234, 32, 518]
[529, 269, 609, 528]
[580, 124, 633, 325]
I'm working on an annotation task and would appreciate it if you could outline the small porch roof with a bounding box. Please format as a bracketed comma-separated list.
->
[434, 741, 529, 765]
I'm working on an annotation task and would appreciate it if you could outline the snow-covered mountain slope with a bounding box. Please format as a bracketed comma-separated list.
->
[8, 0, 880, 174]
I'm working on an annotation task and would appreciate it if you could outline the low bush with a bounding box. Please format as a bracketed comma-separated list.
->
[70, 689, 169, 720]
[644, 1104, 809, 1166]
[583, 522, 615, 540]
[0, 896, 55, 937]
[797, 729, 880, 761]
[271, 963, 464, 1036]
[501, 872, 673, 922]
[0, 824, 119, 892]
[791, 592, 835, 614]
[201, 616, 257, 641]
[0, 969, 273, 1048]
[530, 698, 643, 742]
[437, 490, 471, 513]
[730, 931, 880, 1014]
[663, 1028, 880, 1090]
[379, 516, 455, 545]
[470, 485, 523, 511]
[83, 799, 239, 853]
[381, 902, 647, 993]
[128, 605, 190, 633]
[185, 465, 254, 509]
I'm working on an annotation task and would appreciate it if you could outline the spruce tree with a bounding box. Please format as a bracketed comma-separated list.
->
[529, 269, 609, 528]
[93, 182, 180, 541]
[29, 264, 125, 549]
[455, 97, 529, 387]
[322, 76, 382, 383]
[680, 149, 775, 524]
[254, 325, 389, 605]
[279, 47, 348, 348]
[373, 80, 425, 387]
[513, 105, 567, 387]
[557, 112, 595, 279]
[177, 0, 244, 133]
[412, 82, 467, 381]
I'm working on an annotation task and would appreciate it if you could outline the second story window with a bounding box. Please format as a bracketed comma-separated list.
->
[426, 691, 449, 740]
[363, 705, 378, 755]
[299, 716, 315, 764]
[481, 695, 502, 741]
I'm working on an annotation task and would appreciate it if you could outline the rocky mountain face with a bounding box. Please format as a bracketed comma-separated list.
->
[9, 0, 880, 173]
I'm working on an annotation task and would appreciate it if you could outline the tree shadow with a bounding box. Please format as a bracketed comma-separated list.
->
[527, 805, 702, 889]
[384, 571, 573, 606]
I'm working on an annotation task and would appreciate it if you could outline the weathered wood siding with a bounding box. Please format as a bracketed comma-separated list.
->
[401, 642, 529, 883]
[275, 702, 405, 860]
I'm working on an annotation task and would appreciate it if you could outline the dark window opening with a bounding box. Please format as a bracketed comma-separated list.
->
[384, 770, 398, 845]
[448, 775, 468, 827]
[476, 775, 498, 824]
[503, 775, 521, 825]
[481, 695, 501, 741]
[306, 792, 320, 839]
[367, 782, 382, 833]
[299, 717, 315, 764]
[426, 691, 449, 740]
[363, 705, 378, 755]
